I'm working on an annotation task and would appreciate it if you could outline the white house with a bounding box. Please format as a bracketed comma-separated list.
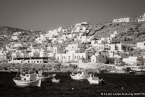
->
[61, 35, 67, 41]
[138, 13, 145, 22]
[91, 55, 97, 63]
[57, 27, 62, 32]
[105, 43, 122, 52]
[51, 38, 57, 44]
[57, 39, 63, 44]
[65, 43, 80, 51]
[45, 32, 53, 39]
[11, 35, 19, 40]
[8, 57, 49, 64]
[110, 31, 118, 39]
[113, 17, 130, 23]
[122, 56, 138, 65]
[96, 40, 102, 44]
[137, 41, 145, 49]
[35, 34, 46, 44]
[81, 36, 91, 43]
[93, 44, 105, 51]
[55, 51, 88, 63]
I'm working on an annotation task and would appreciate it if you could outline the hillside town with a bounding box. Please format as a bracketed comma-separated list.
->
[0, 13, 145, 73]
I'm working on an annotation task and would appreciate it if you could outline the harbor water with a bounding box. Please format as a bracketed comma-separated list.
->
[0, 72, 145, 97]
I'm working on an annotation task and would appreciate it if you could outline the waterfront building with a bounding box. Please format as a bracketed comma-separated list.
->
[112, 17, 130, 23]
[122, 56, 138, 65]
[110, 31, 118, 39]
[8, 57, 49, 64]
[55, 50, 88, 63]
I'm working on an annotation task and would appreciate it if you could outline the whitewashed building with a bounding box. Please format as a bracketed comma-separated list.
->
[123, 56, 138, 65]
[55, 51, 88, 63]
[138, 13, 145, 22]
[35, 34, 46, 44]
[8, 57, 49, 64]
[65, 43, 80, 51]
[113, 17, 130, 23]
[137, 41, 145, 49]
[110, 31, 118, 39]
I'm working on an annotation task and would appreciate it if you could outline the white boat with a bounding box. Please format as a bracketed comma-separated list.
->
[51, 77, 60, 83]
[87, 74, 100, 84]
[37, 72, 56, 81]
[13, 73, 41, 87]
[70, 70, 89, 80]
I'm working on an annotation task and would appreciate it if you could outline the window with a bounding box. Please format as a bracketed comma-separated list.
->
[37, 61, 39, 63]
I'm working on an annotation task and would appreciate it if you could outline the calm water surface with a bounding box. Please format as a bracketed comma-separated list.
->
[0, 72, 145, 97]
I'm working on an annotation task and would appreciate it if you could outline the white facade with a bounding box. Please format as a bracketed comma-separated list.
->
[96, 40, 102, 44]
[81, 36, 91, 43]
[137, 42, 145, 49]
[110, 31, 118, 39]
[8, 57, 48, 64]
[105, 43, 122, 52]
[123, 56, 137, 65]
[113, 17, 130, 23]
[138, 13, 145, 22]
[66, 34, 75, 39]
[91, 40, 96, 45]
[93, 44, 104, 51]
[65, 43, 80, 51]
[11, 35, 18, 40]
[55, 51, 88, 63]
[45, 32, 53, 39]
[91, 55, 97, 63]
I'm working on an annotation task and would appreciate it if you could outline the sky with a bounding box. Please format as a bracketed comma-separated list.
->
[0, 0, 145, 31]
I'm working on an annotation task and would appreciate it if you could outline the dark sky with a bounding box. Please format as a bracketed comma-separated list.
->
[0, 0, 145, 31]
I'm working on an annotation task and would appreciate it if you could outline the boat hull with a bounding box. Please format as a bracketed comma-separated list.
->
[37, 74, 56, 81]
[87, 78, 99, 84]
[70, 74, 89, 80]
[51, 78, 60, 83]
[13, 79, 41, 87]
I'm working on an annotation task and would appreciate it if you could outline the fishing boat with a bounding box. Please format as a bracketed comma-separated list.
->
[13, 73, 41, 87]
[87, 74, 100, 84]
[70, 70, 89, 80]
[36, 70, 56, 81]
[51, 77, 60, 83]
